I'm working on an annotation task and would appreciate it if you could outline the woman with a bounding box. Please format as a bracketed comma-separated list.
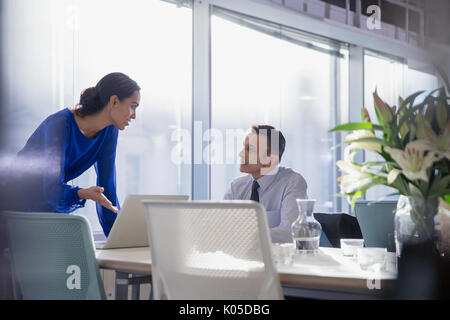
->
[4, 72, 140, 236]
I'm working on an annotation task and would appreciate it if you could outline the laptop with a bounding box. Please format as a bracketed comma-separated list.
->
[97, 194, 189, 249]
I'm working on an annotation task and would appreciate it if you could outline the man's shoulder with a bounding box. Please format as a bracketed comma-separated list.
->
[278, 166, 305, 179]
[230, 174, 251, 187]
[278, 166, 307, 187]
[276, 167, 308, 199]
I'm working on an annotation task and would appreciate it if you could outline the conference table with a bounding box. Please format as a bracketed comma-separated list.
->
[95, 246, 398, 300]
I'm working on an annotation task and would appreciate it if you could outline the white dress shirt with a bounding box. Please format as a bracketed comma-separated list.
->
[224, 166, 308, 243]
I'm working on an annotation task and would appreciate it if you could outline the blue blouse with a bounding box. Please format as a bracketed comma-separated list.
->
[6, 108, 119, 236]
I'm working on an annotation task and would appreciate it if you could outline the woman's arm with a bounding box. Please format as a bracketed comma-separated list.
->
[94, 127, 120, 236]
[41, 117, 86, 213]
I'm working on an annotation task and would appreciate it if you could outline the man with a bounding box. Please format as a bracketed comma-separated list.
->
[224, 125, 308, 243]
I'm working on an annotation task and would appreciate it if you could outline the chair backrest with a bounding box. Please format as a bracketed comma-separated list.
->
[2, 211, 106, 300]
[142, 200, 283, 300]
[315, 212, 363, 248]
[354, 201, 398, 252]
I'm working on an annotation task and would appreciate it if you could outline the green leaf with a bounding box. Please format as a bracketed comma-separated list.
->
[349, 178, 388, 209]
[361, 108, 370, 123]
[391, 174, 410, 195]
[336, 193, 348, 198]
[397, 90, 439, 130]
[399, 103, 427, 127]
[397, 90, 426, 114]
[424, 97, 437, 123]
[409, 182, 425, 197]
[408, 122, 417, 143]
[373, 101, 386, 128]
[444, 194, 450, 204]
[392, 90, 425, 141]
[351, 190, 363, 210]
[373, 91, 396, 125]
[344, 137, 390, 148]
[361, 161, 399, 167]
[437, 101, 448, 131]
[329, 122, 378, 133]
[428, 175, 450, 198]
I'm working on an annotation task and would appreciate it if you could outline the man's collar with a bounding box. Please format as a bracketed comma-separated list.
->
[253, 166, 280, 191]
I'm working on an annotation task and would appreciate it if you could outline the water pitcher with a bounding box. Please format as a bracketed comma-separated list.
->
[291, 199, 322, 253]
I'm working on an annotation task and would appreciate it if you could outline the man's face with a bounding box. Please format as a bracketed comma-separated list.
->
[238, 133, 271, 174]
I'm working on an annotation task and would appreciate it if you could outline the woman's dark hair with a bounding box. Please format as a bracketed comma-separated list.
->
[76, 72, 140, 117]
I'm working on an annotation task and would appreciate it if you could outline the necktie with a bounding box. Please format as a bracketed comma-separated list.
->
[250, 180, 260, 202]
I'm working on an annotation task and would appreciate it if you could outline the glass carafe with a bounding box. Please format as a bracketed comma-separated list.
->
[291, 199, 322, 253]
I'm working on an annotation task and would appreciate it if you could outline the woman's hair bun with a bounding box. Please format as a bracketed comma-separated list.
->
[77, 86, 103, 117]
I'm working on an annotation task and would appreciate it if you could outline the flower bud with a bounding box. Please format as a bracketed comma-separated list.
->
[373, 91, 393, 124]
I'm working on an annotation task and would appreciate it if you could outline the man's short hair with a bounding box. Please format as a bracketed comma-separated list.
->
[250, 125, 286, 161]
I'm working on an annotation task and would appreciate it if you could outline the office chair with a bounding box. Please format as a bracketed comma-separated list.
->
[315, 212, 363, 248]
[142, 200, 283, 300]
[354, 201, 397, 252]
[3, 211, 106, 300]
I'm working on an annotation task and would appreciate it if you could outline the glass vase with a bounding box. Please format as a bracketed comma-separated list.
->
[394, 195, 440, 257]
[291, 199, 322, 254]
[438, 199, 450, 257]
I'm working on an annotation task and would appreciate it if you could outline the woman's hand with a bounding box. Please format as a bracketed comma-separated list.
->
[77, 186, 119, 213]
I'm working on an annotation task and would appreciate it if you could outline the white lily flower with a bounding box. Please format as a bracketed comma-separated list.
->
[345, 130, 382, 154]
[343, 145, 358, 163]
[336, 160, 373, 194]
[385, 141, 441, 183]
[415, 125, 450, 161]
[387, 168, 402, 184]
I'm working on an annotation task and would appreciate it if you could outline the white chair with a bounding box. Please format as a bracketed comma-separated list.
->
[141, 200, 283, 300]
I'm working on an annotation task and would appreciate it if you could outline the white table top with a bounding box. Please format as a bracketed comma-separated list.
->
[96, 246, 397, 294]
[96, 246, 152, 274]
[283, 247, 397, 279]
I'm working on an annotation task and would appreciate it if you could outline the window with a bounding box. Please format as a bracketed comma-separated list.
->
[210, 13, 348, 213]
[1, 0, 192, 232]
[364, 51, 439, 201]
[1, 0, 440, 233]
